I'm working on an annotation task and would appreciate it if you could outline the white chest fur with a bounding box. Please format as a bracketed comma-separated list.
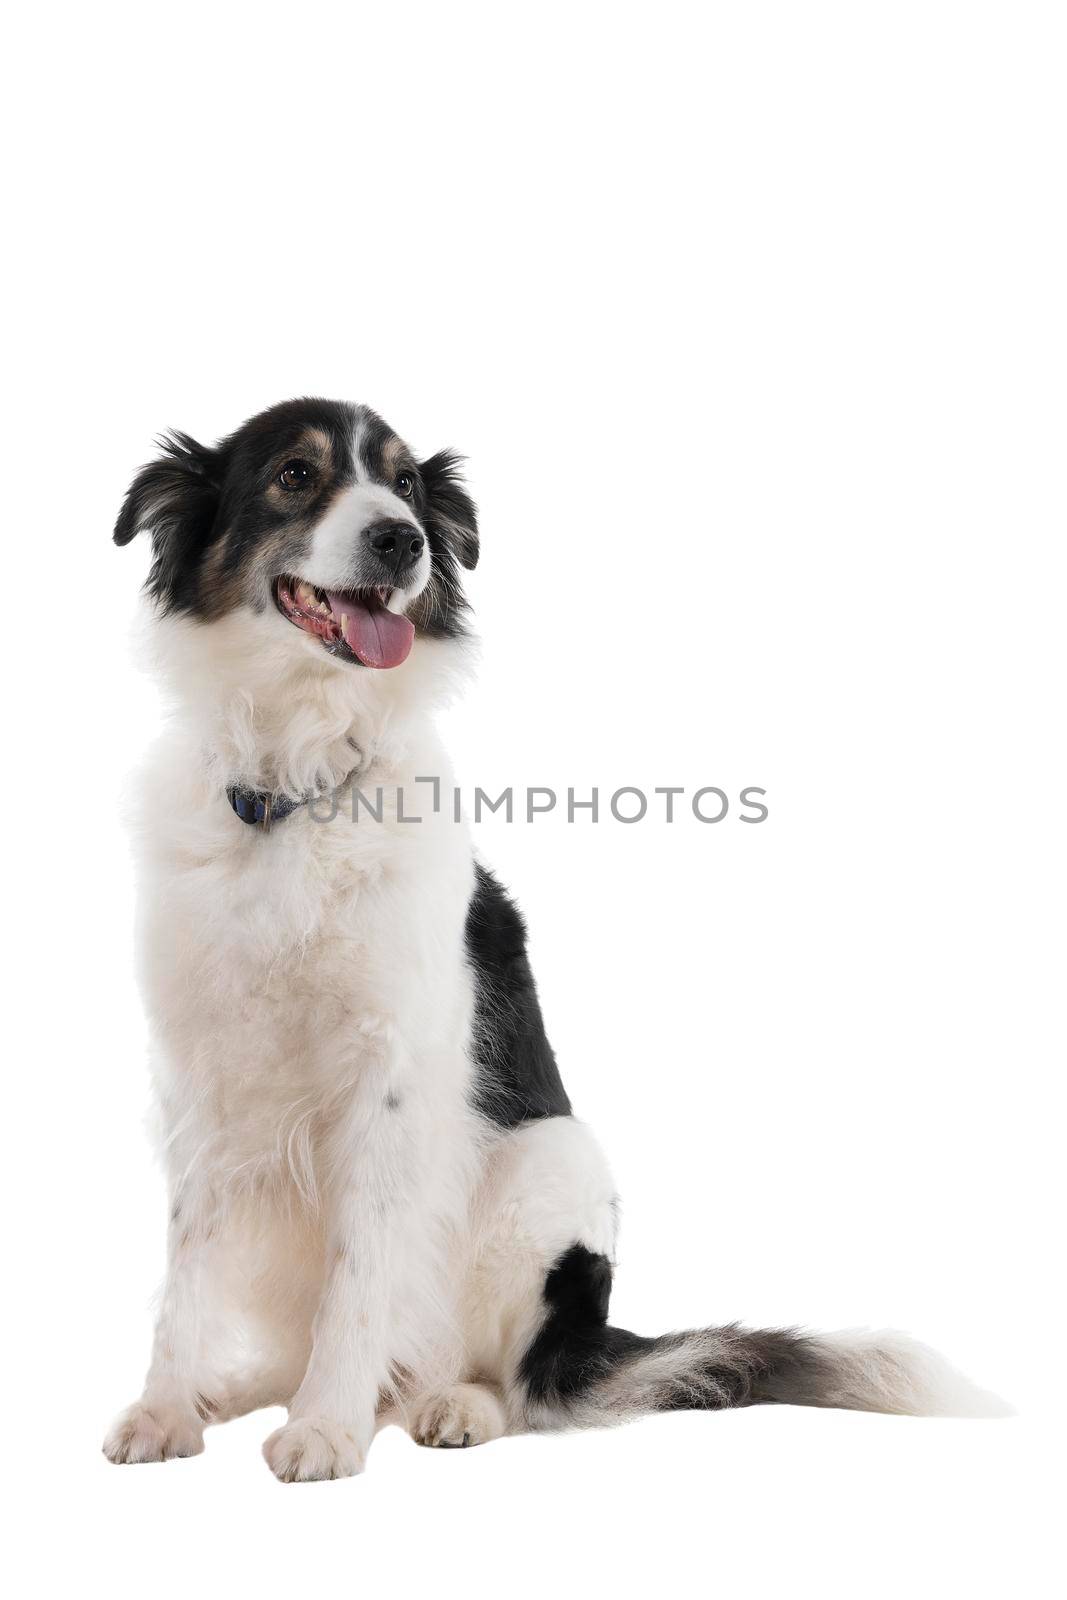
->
[131, 719, 476, 1199]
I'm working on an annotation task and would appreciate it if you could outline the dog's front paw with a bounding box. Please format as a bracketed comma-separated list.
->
[263, 1417, 365, 1483]
[103, 1401, 204, 1465]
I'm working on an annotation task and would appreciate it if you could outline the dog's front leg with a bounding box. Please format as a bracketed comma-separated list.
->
[103, 1185, 223, 1464]
[263, 1061, 414, 1483]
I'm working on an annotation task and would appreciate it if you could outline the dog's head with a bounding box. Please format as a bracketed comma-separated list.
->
[114, 398, 478, 672]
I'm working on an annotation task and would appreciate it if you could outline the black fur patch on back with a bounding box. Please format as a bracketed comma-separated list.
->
[465, 863, 572, 1128]
[520, 1245, 653, 1404]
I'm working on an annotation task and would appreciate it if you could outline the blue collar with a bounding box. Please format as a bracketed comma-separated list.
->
[226, 786, 306, 832]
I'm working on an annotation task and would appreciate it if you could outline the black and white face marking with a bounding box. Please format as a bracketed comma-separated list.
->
[114, 398, 480, 668]
[275, 413, 432, 669]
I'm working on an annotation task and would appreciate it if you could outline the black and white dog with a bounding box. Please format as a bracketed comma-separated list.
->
[104, 398, 1005, 1482]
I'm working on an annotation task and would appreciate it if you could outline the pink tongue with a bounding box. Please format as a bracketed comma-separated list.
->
[326, 592, 414, 669]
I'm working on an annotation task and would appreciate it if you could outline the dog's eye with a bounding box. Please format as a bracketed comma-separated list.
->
[279, 460, 313, 491]
[395, 472, 414, 499]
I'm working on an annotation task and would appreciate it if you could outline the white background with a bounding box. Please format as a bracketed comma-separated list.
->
[3, 2, 1063, 1595]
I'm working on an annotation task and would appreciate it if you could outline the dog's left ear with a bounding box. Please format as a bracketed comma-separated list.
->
[419, 450, 479, 571]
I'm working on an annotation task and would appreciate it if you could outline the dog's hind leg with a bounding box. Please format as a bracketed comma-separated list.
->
[451, 1116, 620, 1438]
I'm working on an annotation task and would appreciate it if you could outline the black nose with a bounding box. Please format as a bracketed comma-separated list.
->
[365, 520, 424, 577]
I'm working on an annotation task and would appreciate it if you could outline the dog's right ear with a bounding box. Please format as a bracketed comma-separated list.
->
[113, 432, 222, 611]
[113, 430, 220, 550]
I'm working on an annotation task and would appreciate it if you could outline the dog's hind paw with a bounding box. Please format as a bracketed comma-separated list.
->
[409, 1383, 507, 1449]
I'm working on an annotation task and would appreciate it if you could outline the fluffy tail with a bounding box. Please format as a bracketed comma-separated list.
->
[518, 1247, 1010, 1428]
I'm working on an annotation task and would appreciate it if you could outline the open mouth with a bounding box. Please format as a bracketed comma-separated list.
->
[274, 577, 415, 669]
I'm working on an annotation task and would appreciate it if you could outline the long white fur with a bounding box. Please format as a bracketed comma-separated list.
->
[104, 436, 1004, 1481]
[104, 452, 624, 1480]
